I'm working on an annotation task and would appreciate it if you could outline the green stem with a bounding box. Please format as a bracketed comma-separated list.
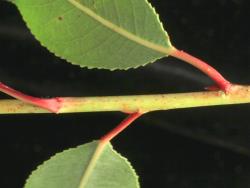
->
[0, 85, 249, 114]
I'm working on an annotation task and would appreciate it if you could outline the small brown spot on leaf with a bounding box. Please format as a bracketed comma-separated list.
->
[58, 16, 63, 21]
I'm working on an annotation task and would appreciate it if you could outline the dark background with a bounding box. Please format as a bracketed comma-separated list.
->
[1, 0, 250, 187]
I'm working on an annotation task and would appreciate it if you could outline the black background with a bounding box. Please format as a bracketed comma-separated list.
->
[1, 0, 250, 187]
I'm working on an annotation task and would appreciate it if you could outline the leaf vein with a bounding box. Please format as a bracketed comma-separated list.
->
[67, 0, 173, 55]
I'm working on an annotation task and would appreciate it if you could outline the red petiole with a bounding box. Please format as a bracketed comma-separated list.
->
[100, 112, 143, 143]
[171, 49, 232, 93]
[0, 82, 63, 113]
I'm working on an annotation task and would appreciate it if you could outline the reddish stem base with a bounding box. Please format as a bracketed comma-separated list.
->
[0, 82, 62, 113]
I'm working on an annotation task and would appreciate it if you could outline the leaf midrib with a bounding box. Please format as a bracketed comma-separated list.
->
[78, 142, 106, 188]
[67, 0, 174, 55]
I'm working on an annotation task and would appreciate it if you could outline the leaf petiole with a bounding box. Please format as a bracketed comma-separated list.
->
[0, 82, 63, 113]
[101, 112, 143, 143]
[170, 49, 232, 93]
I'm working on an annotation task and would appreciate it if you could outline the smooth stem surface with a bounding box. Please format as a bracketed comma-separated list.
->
[0, 49, 232, 111]
[170, 49, 232, 92]
[0, 85, 250, 114]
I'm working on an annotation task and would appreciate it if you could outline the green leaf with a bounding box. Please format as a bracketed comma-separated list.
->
[24, 141, 139, 188]
[12, 0, 174, 69]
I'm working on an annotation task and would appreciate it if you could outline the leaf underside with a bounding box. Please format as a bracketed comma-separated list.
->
[24, 141, 139, 188]
[12, 0, 172, 70]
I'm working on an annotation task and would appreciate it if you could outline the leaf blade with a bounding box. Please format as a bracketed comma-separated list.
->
[13, 0, 174, 69]
[68, 0, 172, 54]
[24, 141, 139, 188]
